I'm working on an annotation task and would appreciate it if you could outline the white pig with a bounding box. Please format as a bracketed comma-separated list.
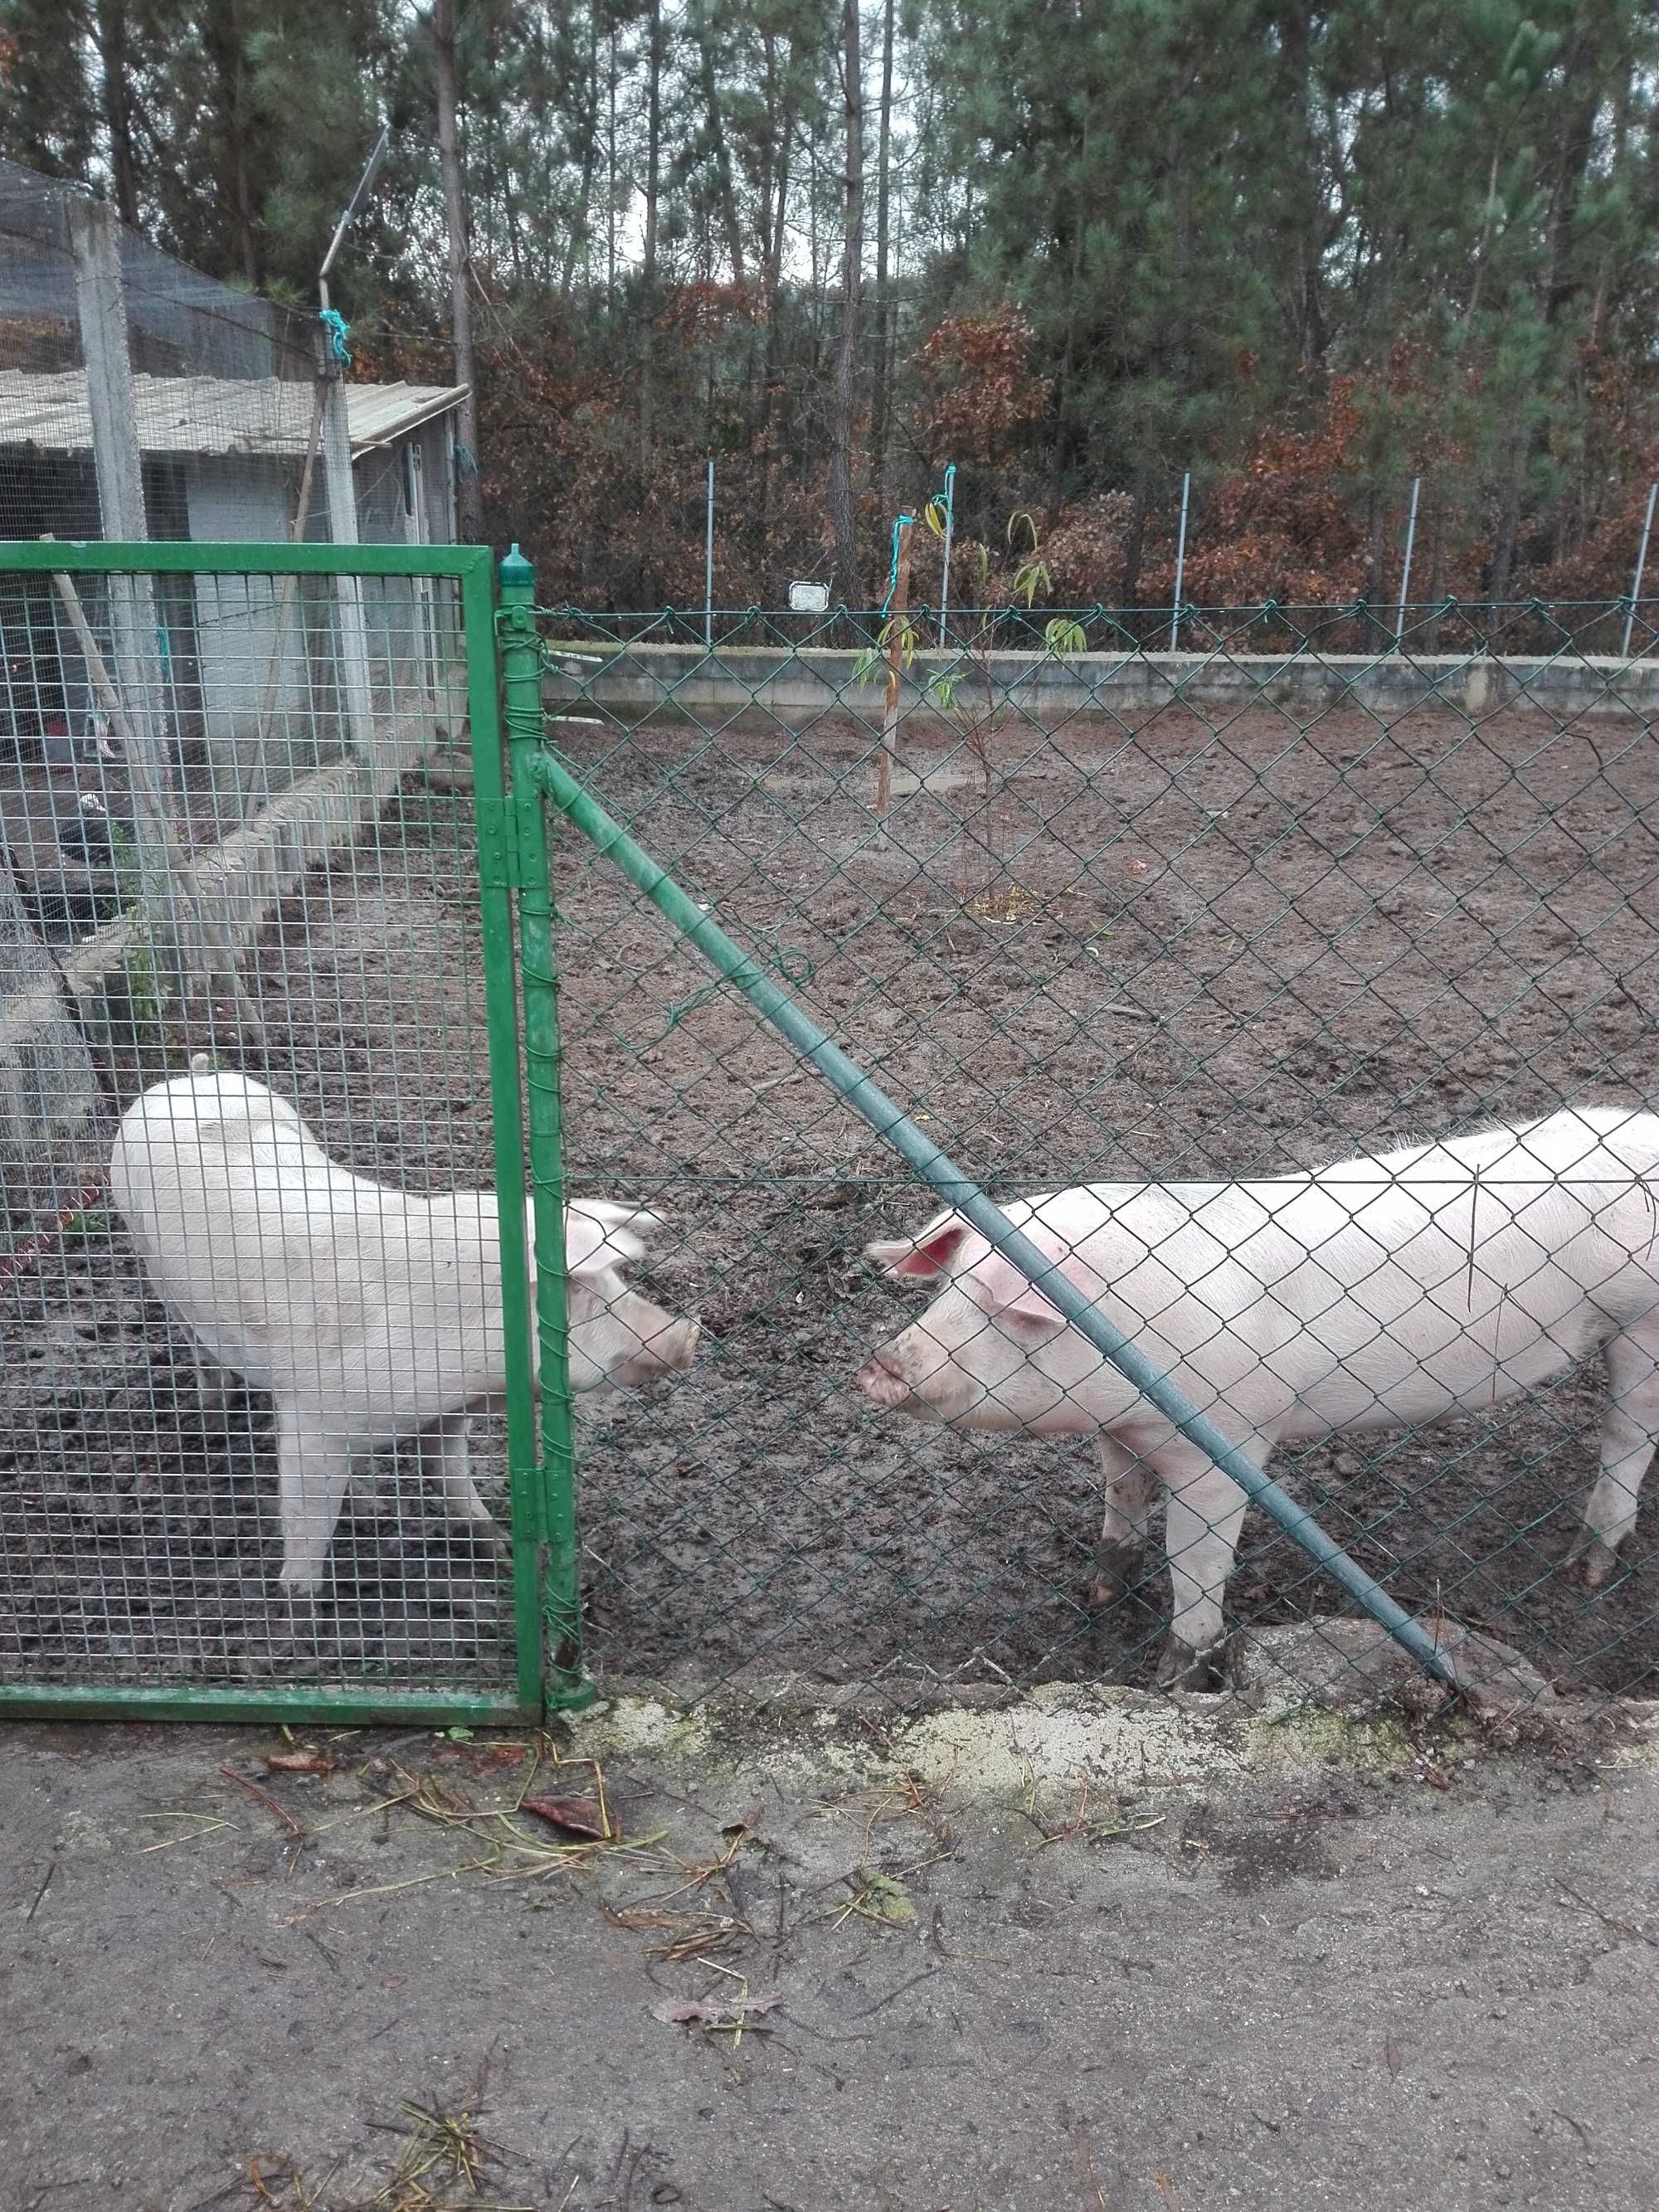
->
[110, 1067, 698, 1592]
[858, 1106, 1659, 1685]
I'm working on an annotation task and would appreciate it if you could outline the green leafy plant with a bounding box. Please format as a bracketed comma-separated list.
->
[934, 512, 1082, 912]
[854, 511, 1085, 905]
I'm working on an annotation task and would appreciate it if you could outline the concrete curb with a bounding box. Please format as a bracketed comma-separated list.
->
[547, 642, 1659, 727]
[562, 1672, 1659, 1810]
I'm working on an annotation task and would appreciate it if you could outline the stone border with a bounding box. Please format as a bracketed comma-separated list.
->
[548, 642, 1659, 726]
[565, 1668, 1659, 1808]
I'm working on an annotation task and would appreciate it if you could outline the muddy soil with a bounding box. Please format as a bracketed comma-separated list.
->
[2, 693, 1657, 1696]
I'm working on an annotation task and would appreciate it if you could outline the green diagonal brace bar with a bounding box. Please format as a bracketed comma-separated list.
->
[523, 744, 1464, 1694]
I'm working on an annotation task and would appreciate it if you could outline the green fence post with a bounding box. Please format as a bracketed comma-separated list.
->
[499, 546, 591, 1710]
[463, 547, 545, 1717]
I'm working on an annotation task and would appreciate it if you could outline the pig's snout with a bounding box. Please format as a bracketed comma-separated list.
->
[857, 1332, 974, 1417]
[616, 1311, 701, 1387]
[858, 1344, 920, 1410]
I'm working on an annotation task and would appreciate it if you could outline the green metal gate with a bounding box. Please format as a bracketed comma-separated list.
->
[0, 541, 574, 1724]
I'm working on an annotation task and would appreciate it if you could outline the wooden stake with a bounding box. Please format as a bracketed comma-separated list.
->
[46, 554, 265, 1047]
[876, 517, 912, 816]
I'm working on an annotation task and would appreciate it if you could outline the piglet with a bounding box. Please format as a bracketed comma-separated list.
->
[858, 1106, 1659, 1685]
[110, 1065, 698, 1592]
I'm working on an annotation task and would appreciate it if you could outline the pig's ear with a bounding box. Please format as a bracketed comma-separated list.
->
[565, 1198, 667, 1275]
[965, 1229, 1087, 1339]
[865, 1213, 975, 1280]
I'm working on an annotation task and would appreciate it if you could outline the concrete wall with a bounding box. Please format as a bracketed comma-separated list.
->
[550, 642, 1659, 727]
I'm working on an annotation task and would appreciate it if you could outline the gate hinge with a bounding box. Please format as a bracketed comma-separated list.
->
[475, 798, 521, 888]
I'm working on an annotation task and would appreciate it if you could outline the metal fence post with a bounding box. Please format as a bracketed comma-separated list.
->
[1395, 475, 1421, 649]
[316, 331, 381, 778]
[67, 197, 182, 997]
[464, 550, 547, 1717]
[937, 461, 956, 647]
[1622, 481, 1657, 661]
[1170, 471, 1191, 653]
[498, 545, 590, 1708]
[704, 458, 715, 648]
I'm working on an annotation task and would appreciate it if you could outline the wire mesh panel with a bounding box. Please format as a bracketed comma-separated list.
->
[0, 159, 468, 878]
[533, 600, 1659, 1706]
[0, 542, 545, 1721]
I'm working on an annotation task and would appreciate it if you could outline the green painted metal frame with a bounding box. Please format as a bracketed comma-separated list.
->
[497, 551, 591, 1709]
[0, 539, 552, 1724]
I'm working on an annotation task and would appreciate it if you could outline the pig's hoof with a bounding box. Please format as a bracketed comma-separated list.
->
[1155, 1635, 1227, 1692]
[1564, 1530, 1622, 1592]
[1088, 1540, 1147, 1612]
[275, 1582, 327, 1645]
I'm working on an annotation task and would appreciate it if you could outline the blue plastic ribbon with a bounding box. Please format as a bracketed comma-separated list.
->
[319, 308, 353, 367]
[881, 513, 916, 616]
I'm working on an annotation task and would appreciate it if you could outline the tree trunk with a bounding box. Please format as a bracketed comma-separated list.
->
[756, 41, 792, 572]
[95, 0, 140, 227]
[559, 2, 601, 299]
[433, 0, 481, 538]
[1120, 479, 1147, 606]
[1423, 499, 1447, 653]
[871, 0, 894, 511]
[1488, 460, 1523, 625]
[694, 2, 745, 284]
[828, 0, 864, 606]
[606, 24, 617, 318]
[808, 107, 821, 371]
[1046, 116, 1089, 524]
[638, 0, 664, 475]
[206, 0, 260, 289]
[1365, 484, 1384, 606]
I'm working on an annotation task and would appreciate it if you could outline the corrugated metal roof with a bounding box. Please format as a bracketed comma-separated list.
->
[0, 371, 467, 459]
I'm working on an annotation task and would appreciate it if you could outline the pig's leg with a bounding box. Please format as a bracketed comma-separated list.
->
[1090, 1436, 1159, 1607]
[1151, 1437, 1257, 1689]
[275, 1409, 353, 1593]
[425, 1412, 508, 1547]
[1571, 1327, 1659, 1588]
[191, 1346, 235, 1422]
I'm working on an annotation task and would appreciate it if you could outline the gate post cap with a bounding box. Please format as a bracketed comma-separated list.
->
[499, 543, 533, 589]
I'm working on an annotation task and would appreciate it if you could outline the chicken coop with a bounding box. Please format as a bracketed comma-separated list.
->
[0, 159, 473, 1297]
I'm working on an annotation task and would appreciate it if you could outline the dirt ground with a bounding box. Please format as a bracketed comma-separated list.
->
[2, 692, 1658, 1699]
[1, 1692, 1657, 2212]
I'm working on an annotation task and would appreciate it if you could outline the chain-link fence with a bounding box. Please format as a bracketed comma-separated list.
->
[527, 597, 1659, 1709]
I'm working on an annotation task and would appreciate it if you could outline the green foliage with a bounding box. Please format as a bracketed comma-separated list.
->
[2, 0, 1657, 605]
